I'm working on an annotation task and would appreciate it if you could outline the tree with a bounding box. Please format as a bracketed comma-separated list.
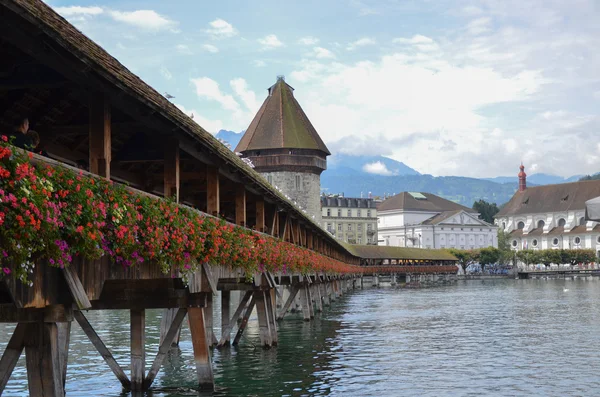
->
[496, 229, 513, 266]
[516, 250, 541, 268]
[539, 249, 561, 269]
[448, 249, 475, 274]
[479, 247, 500, 272]
[473, 199, 500, 224]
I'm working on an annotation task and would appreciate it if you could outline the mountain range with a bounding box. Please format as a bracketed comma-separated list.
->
[215, 130, 586, 207]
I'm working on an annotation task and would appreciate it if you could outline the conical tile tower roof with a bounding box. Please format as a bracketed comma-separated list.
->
[235, 76, 330, 155]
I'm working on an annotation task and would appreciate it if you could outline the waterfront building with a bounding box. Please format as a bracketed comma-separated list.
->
[320, 195, 378, 244]
[236, 76, 330, 224]
[495, 165, 600, 255]
[377, 192, 498, 249]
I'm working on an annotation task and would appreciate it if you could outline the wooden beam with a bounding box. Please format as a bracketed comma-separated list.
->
[206, 166, 220, 216]
[188, 307, 214, 391]
[0, 323, 26, 392]
[220, 291, 230, 347]
[276, 286, 300, 320]
[217, 290, 252, 347]
[144, 308, 187, 389]
[164, 137, 180, 202]
[130, 309, 145, 391]
[89, 94, 111, 178]
[25, 323, 64, 397]
[290, 218, 297, 244]
[271, 211, 278, 237]
[235, 185, 246, 226]
[255, 290, 272, 347]
[62, 266, 92, 310]
[233, 295, 256, 346]
[57, 322, 71, 391]
[73, 311, 130, 388]
[256, 199, 265, 232]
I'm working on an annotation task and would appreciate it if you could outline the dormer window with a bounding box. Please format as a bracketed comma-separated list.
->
[558, 218, 566, 227]
[522, 198, 529, 205]
[561, 195, 569, 201]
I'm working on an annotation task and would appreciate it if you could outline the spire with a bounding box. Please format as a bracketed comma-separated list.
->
[518, 163, 527, 192]
[235, 76, 330, 155]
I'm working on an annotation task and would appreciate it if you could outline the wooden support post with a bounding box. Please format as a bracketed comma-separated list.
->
[235, 185, 246, 226]
[321, 283, 330, 306]
[0, 323, 26, 393]
[266, 289, 278, 345]
[277, 285, 300, 320]
[218, 291, 252, 347]
[314, 285, 323, 313]
[220, 291, 231, 346]
[164, 137, 180, 201]
[74, 311, 130, 389]
[89, 94, 111, 178]
[300, 285, 311, 321]
[207, 166, 220, 216]
[307, 284, 315, 319]
[271, 211, 278, 237]
[188, 308, 214, 391]
[62, 266, 92, 310]
[256, 199, 265, 232]
[144, 308, 187, 390]
[205, 294, 217, 346]
[130, 309, 146, 392]
[233, 295, 256, 346]
[255, 291, 273, 347]
[57, 322, 71, 390]
[25, 323, 64, 397]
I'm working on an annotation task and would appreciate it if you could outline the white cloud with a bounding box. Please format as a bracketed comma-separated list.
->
[258, 34, 284, 50]
[109, 10, 176, 30]
[174, 104, 223, 134]
[159, 66, 172, 80]
[190, 77, 260, 130]
[363, 161, 396, 176]
[593, 91, 600, 100]
[466, 17, 492, 35]
[298, 36, 319, 45]
[54, 6, 103, 17]
[176, 44, 192, 55]
[206, 19, 237, 38]
[230, 78, 261, 114]
[393, 34, 440, 52]
[203, 44, 219, 53]
[312, 47, 335, 59]
[191, 77, 239, 112]
[347, 37, 376, 50]
[253, 60, 267, 67]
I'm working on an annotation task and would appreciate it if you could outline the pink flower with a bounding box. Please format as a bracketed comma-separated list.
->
[2, 268, 10, 275]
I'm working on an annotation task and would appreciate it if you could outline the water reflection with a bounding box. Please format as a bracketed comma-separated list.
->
[1, 280, 600, 396]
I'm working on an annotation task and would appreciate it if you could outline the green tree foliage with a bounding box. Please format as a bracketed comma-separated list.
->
[448, 248, 479, 273]
[516, 249, 596, 267]
[496, 230, 514, 265]
[579, 173, 600, 181]
[472, 199, 500, 224]
[479, 247, 500, 272]
[515, 250, 541, 267]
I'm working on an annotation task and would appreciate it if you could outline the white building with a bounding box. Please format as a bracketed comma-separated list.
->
[320, 196, 377, 245]
[377, 192, 498, 249]
[495, 165, 600, 255]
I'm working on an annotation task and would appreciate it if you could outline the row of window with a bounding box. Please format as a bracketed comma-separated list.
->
[511, 217, 586, 231]
[439, 227, 493, 232]
[511, 235, 600, 248]
[325, 209, 373, 218]
[326, 223, 375, 232]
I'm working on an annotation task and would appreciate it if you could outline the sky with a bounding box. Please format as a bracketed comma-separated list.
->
[46, 0, 600, 178]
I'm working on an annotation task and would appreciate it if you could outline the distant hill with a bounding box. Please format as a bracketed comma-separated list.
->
[321, 173, 518, 206]
[213, 129, 581, 207]
[484, 173, 583, 185]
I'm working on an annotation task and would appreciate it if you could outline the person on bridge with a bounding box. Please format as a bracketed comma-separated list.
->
[9, 117, 33, 150]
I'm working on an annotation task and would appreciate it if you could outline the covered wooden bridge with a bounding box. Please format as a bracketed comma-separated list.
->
[0, 1, 456, 395]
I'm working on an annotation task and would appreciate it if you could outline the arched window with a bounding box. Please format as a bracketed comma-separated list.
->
[558, 218, 566, 227]
[512, 240, 518, 247]
[532, 239, 538, 247]
[347, 209, 352, 217]
[553, 238, 559, 246]
[502, 222, 506, 229]
[574, 237, 581, 245]
[517, 221, 525, 230]
[537, 220, 545, 229]
[580, 217, 586, 226]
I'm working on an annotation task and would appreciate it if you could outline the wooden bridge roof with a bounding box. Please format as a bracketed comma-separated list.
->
[344, 245, 457, 261]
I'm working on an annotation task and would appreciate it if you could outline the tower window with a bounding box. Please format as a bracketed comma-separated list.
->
[295, 175, 301, 190]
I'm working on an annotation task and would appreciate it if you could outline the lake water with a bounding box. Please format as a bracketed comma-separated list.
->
[2, 279, 600, 396]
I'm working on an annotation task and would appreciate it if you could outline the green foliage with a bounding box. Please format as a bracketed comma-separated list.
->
[473, 199, 500, 224]
[447, 248, 479, 273]
[515, 250, 540, 266]
[579, 173, 600, 181]
[479, 247, 500, 271]
[496, 229, 513, 265]
[516, 249, 597, 267]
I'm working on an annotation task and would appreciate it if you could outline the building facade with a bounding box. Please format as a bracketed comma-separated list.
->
[495, 165, 600, 255]
[235, 76, 330, 223]
[377, 192, 498, 249]
[320, 196, 378, 245]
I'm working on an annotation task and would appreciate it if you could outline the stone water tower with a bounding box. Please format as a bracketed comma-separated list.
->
[235, 76, 330, 224]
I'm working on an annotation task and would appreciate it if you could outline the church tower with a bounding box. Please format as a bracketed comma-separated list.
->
[518, 163, 527, 192]
[236, 76, 330, 223]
